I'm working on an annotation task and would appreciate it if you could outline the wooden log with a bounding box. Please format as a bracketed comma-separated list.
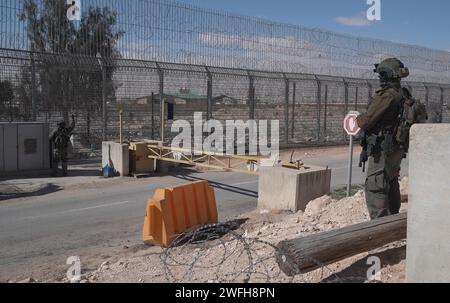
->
[277, 212, 407, 276]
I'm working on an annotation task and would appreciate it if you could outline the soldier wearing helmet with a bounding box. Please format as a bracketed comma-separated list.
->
[50, 115, 76, 177]
[357, 58, 410, 220]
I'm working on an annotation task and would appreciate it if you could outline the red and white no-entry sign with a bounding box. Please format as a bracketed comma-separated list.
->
[343, 111, 361, 136]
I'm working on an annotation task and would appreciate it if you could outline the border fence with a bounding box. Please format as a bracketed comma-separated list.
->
[1, 0, 450, 154]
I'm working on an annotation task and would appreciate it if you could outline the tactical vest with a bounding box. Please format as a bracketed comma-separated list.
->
[370, 86, 404, 135]
[53, 129, 71, 150]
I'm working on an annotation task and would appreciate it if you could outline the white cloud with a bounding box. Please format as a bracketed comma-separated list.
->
[335, 12, 371, 27]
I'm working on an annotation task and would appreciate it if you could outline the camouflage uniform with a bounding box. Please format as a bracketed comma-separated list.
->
[357, 58, 409, 220]
[50, 116, 75, 177]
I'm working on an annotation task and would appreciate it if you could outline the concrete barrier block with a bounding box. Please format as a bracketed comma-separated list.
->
[258, 166, 331, 212]
[102, 142, 129, 177]
[143, 181, 218, 247]
[407, 124, 450, 283]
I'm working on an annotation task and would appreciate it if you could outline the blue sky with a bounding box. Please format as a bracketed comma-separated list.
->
[179, 0, 450, 52]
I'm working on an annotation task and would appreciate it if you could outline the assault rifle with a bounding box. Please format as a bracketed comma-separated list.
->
[359, 131, 368, 173]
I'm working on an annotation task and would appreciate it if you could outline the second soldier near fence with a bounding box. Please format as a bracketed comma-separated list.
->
[50, 115, 76, 177]
[357, 58, 427, 220]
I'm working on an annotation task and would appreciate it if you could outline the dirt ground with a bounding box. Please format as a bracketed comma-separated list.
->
[66, 181, 408, 284]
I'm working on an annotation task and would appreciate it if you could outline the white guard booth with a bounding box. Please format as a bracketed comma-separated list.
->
[0, 122, 51, 176]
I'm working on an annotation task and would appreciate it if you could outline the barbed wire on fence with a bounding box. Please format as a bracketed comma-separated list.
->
[1, 0, 450, 82]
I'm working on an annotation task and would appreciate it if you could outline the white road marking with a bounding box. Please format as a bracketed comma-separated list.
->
[58, 201, 130, 215]
[21, 201, 130, 221]
[229, 180, 258, 187]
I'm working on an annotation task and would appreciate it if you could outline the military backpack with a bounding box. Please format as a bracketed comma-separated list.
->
[396, 95, 428, 152]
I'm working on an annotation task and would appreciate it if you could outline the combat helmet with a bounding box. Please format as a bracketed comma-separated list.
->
[374, 58, 409, 82]
[58, 120, 66, 129]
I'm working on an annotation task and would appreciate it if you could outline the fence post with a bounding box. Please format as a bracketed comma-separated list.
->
[156, 63, 164, 142]
[30, 50, 37, 121]
[151, 92, 155, 139]
[205, 66, 213, 120]
[366, 80, 373, 101]
[343, 78, 349, 142]
[248, 72, 255, 120]
[314, 75, 322, 142]
[440, 86, 445, 123]
[283, 73, 289, 145]
[291, 82, 296, 139]
[324, 84, 328, 139]
[97, 55, 108, 142]
[424, 83, 430, 108]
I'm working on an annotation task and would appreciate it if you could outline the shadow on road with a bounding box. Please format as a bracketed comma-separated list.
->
[0, 183, 62, 201]
[61, 169, 101, 177]
[172, 173, 258, 198]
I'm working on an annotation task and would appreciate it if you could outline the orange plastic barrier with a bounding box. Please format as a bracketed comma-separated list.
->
[143, 181, 218, 247]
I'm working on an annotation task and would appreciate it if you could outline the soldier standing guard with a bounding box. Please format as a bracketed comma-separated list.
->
[357, 58, 410, 220]
[50, 115, 76, 177]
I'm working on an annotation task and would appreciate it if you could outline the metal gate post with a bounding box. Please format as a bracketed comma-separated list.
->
[30, 51, 37, 121]
[156, 62, 164, 142]
[439, 86, 445, 123]
[314, 76, 322, 141]
[248, 72, 255, 120]
[324, 84, 328, 138]
[283, 73, 289, 145]
[343, 78, 349, 142]
[291, 82, 296, 139]
[205, 66, 213, 120]
[424, 83, 430, 107]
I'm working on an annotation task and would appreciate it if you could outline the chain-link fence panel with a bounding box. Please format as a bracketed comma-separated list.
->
[2, 48, 450, 156]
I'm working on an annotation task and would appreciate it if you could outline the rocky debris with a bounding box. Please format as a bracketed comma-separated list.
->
[85, 188, 408, 283]
[100, 261, 110, 271]
[304, 195, 333, 217]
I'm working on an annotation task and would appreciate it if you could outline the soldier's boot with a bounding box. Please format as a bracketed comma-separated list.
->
[388, 177, 401, 215]
[365, 171, 391, 220]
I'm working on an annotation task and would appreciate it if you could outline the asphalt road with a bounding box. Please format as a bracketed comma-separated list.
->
[0, 149, 407, 281]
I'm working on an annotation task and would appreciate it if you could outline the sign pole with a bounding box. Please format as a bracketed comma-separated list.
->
[347, 135, 354, 197]
[343, 111, 361, 197]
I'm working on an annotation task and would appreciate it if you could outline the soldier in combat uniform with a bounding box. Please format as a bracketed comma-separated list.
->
[50, 115, 76, 177]
[357, 58, 410, 220]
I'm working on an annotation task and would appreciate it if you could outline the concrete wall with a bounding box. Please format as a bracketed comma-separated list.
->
[102, 142, 130, 177]
[258, 166, 331, 212]
[406, 124, 450, 283]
